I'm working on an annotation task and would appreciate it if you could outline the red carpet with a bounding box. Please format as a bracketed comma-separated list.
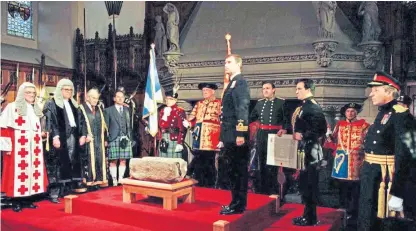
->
[268, 204, 345, 231]
[1, 187, 344, 231]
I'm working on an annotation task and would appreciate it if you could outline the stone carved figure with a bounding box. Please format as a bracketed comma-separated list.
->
[154, 15, 167, 57]
[358, 2, 381, 42]
[163, 3, 180, 52]
[316, 1, 338, 38]
[362, 45, 381, 69]
[313, 41, 338, 67]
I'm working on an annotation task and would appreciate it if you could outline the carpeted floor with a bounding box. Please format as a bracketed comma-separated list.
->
[1, 186, 344, 231]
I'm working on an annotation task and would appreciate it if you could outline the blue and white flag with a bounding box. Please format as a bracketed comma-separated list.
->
[142, 45, 163, 137]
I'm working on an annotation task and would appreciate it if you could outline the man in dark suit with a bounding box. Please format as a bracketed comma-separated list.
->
[218, 54, 251, 215]
[292, 79, 327, 226]
[104, 89, 133, 186]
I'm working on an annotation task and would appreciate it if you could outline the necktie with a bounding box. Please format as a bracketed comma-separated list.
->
[119, 107, 123, 115]
[92, 106, 96, 116]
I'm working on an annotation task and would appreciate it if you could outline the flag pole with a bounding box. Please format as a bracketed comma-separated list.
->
[83, 8, 87, 102]
[221, 34, 232, 98]
[389, 53, 393, 75]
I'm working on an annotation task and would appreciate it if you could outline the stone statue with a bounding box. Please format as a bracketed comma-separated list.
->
[316, 1, 338, 38]
[313, 40, 338, 67]
[163, 3, 180, 52]
[358, 2, 381, 42]
[154, 15, 167, 57]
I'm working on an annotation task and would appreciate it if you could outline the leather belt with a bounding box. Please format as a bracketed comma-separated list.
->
[364, 153, 396, 219]
[259, 124, 282, 130]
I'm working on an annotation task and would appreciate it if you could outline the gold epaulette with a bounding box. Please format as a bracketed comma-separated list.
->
[393, 104, 408, 113]
[276, 96, 285, 100]
[259, 98, 265, 101]
[310, 99, 318, 104]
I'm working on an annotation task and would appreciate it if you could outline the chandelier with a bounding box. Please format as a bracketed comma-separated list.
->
[105, 1, 123, 17]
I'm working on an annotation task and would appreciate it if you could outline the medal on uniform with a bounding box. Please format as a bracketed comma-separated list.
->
[381, 112, 392, 125]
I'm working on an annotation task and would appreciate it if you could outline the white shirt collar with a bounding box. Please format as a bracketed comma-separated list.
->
[86, 102, 92, 111]
[116, 104, 123, 110]
[229, 72, 241, 81]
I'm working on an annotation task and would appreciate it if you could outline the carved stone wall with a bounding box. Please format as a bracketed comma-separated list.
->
[74, 25, 147, 104]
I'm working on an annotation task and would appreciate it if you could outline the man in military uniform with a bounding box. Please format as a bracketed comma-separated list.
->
[395, 94, 416, 226]
[184, 83, 221, 187]
[158, 90, 186, 158]
[329, 103, 369, 220]
[292, 79, 327, 226]
[358, 71, 415, 231]
[218, 54, 250, 215]
[250, 81, 290, 194]
[397, 94, 412, 110]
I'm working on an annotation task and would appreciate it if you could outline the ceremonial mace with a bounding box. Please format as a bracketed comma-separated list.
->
[221, 33, 232, 98]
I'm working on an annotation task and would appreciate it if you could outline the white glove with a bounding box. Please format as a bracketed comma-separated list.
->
[388, 195, 404, 212]
[175, 144, 183, 152]
[216, 141, 224, 149]
[183, 120, 190, 128]
[145, 126, 149, 134]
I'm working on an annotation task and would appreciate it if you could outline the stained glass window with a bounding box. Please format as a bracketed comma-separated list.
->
[7, 1, 33, 39]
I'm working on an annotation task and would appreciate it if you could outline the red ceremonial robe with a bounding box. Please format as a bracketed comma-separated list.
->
[0, 102, 48, 197]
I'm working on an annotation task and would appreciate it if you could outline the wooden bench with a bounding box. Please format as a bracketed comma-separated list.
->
[120, 178, 197, 210]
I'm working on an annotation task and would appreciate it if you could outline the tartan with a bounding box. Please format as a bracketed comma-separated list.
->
[108, 137, 133, 160]
[159, 133, 182, 158]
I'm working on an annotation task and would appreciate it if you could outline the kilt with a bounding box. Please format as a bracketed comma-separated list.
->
[108, 137, 133, 160]
[159, 133, 182, 158]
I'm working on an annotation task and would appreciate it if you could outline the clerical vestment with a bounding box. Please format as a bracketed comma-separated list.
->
[331, 119, 369, 181]
[0, 102, 48, 197]
[189, 98, 221, 151]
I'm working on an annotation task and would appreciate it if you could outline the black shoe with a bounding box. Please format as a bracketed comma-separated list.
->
[24, 202, 38, 209]
[292, 216, 318, 226]
[49, 198, 60, 204]
[219, 206, 245, 215]
[12, 203, 22, 212]
[73, 182, 88, 193]
[88, 185, 99, 192]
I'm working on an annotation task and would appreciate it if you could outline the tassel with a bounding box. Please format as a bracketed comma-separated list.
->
[386, 164, 395, 218]
[377, 181, 386, 218]
[377, 165, 387, 218]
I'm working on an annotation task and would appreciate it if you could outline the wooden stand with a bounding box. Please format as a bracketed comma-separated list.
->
[64, 195, 78, 214]
[120, 178, 197, 210]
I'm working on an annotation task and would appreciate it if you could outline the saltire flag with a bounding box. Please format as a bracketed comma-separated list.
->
[142, 44, 163, 137]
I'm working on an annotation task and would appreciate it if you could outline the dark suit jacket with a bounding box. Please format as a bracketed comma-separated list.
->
[220, 74, 250, 144]
[104, 105, 132, 142]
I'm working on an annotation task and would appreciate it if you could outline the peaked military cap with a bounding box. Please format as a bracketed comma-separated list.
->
[367, 71, 401, 91]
